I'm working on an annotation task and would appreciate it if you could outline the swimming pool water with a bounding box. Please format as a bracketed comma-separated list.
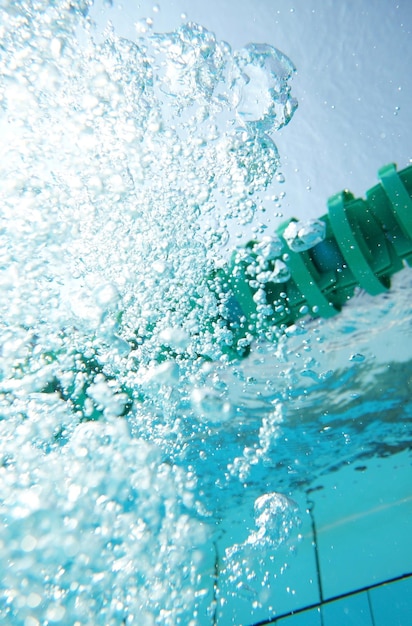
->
[0, 1, 411, 624]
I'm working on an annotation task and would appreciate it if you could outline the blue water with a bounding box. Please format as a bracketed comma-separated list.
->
[0, 1, 411, 624]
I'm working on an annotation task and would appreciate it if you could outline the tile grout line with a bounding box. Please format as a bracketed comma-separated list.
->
[306, 498, 325, 626]
[367, 589, 376, 626]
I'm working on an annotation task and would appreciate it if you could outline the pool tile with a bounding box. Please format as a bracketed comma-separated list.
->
[369, 576, 412, 626]
[321, 592, 373, 626]
[308, 450, 412, 599]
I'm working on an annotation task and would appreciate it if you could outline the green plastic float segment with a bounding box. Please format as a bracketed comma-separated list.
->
[379, 163, 412, 241]
[222, 163, 412, 355]
[277, 232, 339, 318]
[327, 192, 389, 296]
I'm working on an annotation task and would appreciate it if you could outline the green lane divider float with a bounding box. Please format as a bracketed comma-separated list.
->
[219, 163, 412, 356]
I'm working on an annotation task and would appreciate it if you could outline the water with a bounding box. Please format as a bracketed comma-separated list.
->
[0, 1, 411, 624]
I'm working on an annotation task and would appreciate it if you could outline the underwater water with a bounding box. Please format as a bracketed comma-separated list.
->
[0, 1, 411, 625]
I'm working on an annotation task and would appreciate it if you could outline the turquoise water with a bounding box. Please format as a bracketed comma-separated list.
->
[0, 1, 411, 625]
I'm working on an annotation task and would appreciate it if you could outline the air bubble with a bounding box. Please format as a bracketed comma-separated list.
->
[94, 283, 119, 308]
[159, 327, 190, 351]
[27, 593, 42, 608]
[21, 535, 37, 552]
[254, 235, 283, 261]
[270, 259, 291, 283]
[143, 361, 180, 385]
[135, 18, 151, 35]
[232, 44, 297, 132]
[45, 606, 66, 623]
[191, 387, 233, 423]
[50, 37, 63, 57]
[283, 219, 326, 252]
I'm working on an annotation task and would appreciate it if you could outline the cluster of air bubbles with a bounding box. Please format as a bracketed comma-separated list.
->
[0, 0, 298, 621]
[227, 400, 284, 483]
[253, 235, 284, 261]
[232, 219, 326, 324]
[0, 0, 298, 412]
[0, 2, 296, 360]
[0, 418, 209, 625]
[231, 235, 291, 307]
[222, 491, 300, 599]
[249, 236, 291, 287]
[252, 492, 300, 548]
[143, 23, 298, 218]
[227, 216, 327, 333]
